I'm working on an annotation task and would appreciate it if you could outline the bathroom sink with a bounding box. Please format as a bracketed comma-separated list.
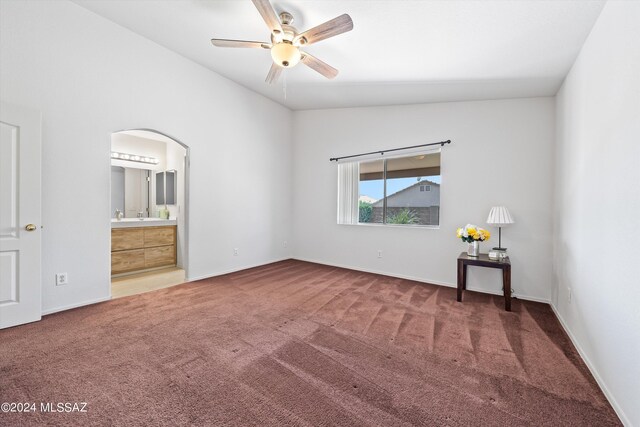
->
[111, 217, 177, 228]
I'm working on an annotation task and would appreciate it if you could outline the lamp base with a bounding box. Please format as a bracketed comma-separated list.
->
[489, 248, 508, 261]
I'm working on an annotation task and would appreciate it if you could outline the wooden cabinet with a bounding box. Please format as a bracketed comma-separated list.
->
[111, 225, 176, 275]
[111, 249, 145, 273]
[144, 227, 174, 247]
[111, 229, 144, 251]
[144, 246, 175, 268]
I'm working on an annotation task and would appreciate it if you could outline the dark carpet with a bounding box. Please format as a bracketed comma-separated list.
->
[0, 260, 620, 426]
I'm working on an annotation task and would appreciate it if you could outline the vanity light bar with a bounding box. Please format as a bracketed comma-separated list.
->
[111, 151, 159, 165]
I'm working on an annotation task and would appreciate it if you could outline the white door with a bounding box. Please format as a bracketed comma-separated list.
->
[0, 102, 41, 329]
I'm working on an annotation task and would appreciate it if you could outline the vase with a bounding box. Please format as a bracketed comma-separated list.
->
[467, 241, 480, 257]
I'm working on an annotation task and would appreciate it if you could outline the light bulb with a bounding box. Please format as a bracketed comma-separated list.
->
[270, 42, 301, 68]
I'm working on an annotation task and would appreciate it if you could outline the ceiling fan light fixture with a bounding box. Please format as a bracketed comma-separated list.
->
[210, 1, 353, 83]
[271, 41, 301, 68]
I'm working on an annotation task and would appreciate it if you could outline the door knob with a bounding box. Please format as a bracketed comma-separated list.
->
[25, 224, 37, 231]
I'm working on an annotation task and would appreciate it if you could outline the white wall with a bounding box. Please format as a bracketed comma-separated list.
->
[553, 1, 640, 425]
[0, 0, 293, 314]
[292, 98, 555, 301]
[164, 139, 187, 267]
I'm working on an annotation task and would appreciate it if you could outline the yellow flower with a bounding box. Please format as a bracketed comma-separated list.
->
[457, 225, 491, 242]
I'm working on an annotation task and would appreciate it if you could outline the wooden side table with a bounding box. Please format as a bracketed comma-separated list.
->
[457, 252, 512, 311]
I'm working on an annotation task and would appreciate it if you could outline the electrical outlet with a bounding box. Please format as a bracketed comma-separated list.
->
[567, 287, 572, 303]
[377, 250, 383, 258]
[233, 248, 239, 256]
[56, 273, 68, 286]
[283, 241, 288, 248]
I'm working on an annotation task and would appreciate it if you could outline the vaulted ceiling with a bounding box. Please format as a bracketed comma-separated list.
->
[73, 0, 605, 110]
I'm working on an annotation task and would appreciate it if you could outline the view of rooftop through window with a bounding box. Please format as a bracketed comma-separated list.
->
[358, 152, 441, 226]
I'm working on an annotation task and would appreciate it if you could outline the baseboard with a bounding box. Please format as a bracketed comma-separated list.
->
[467, 288, 550, 304]
[292, 257, 549, 304]
[185, 257, 292, 283]
[42, 295, 112, 316]
[550, 303, 629, 426]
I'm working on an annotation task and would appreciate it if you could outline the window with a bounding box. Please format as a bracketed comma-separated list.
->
[338, 151, 441, 226]
[357, 159, 384, 224]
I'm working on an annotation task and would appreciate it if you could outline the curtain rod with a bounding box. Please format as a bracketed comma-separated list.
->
[329, 140, 451, 162]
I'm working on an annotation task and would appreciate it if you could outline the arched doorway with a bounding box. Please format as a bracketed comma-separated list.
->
[109, 129, 190, 298]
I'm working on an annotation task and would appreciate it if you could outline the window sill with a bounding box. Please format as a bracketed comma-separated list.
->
[339, 222, 440, 230]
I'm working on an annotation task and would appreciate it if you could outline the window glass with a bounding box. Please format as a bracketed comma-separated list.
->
[385, 154, 440, 226]
[358, 159, 384, 224]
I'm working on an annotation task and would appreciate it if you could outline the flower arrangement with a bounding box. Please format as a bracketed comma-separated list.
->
[456, 224, 490, 242]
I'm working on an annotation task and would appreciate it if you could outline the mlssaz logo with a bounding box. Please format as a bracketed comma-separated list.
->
[40, 402, 88, 413]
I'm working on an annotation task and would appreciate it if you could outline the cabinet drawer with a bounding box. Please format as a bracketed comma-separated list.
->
[112, 228, 144, 251]
[144, 246, 175, 268]
[111, 249, 145, 274]
[144, 226, 175, 248]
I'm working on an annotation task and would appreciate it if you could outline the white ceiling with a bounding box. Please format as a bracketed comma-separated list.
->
[73, 0, 605, 110]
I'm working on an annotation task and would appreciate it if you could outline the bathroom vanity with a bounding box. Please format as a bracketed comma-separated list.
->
[111, 219, 177, 275]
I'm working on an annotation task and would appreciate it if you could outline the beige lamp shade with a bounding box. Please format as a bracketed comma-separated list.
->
[487, 206, 514, 225]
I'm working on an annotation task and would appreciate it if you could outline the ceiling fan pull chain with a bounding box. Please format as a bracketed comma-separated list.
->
[283, 73, 287, 100]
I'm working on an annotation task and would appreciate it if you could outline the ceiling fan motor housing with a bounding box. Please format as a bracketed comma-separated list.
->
[270, 11, 301, 67]
[270, 12, 298, 44]
[279, 11, 294, 25]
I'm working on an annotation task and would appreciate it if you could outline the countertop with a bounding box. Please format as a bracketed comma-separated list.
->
[111, 218, 177, 228]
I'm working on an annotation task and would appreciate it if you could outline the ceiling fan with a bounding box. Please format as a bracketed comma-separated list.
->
[211, 0, 353, 84]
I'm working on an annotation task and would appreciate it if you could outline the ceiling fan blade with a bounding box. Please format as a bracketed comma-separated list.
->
[301, 53, 339, 79]
[265, 62, 282, 84]
[251, 0, 283, 36]
[295, 14, 353, 46]
[211, 39, 271, 49]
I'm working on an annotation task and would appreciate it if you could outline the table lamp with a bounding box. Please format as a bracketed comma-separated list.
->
[487, 206, 514, 251]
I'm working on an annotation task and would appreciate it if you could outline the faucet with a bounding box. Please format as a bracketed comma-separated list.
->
[114, 209, 123, 221]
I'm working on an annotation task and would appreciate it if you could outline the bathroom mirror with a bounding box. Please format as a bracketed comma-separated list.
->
[111, 166, 150, 218]
[155, 171, 164, 205]
[166, 170, 176, 205]
[155, 170, 177, 205]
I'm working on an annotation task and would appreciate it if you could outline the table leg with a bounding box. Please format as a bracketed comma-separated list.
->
[457, 260, 464, 302]
[503, 266, 511, 311]
[462, 264, 468, 290]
